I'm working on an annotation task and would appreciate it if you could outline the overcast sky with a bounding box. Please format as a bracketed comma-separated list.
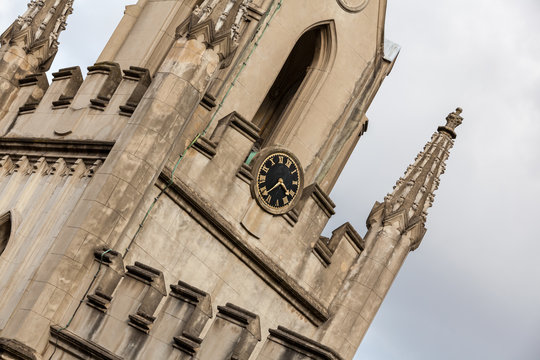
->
[1, 1, 539, 359]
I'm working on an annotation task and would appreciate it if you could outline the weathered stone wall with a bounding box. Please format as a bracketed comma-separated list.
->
[0, 155, 102, 332]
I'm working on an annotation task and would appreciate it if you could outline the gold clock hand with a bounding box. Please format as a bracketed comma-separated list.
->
[279, 181, 290, 195]
[267, 180, 281, 193]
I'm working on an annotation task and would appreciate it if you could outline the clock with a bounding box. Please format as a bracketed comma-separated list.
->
[252, 149, 304, 215]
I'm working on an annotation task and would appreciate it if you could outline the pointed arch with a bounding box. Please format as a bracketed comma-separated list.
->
[253, 20, 337, 147]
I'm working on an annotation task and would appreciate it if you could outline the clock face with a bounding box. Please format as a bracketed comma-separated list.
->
[254, 151, 303, 214]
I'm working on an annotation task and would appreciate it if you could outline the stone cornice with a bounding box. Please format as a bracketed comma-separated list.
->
[268, 326, 344, 360]
[0, 137, 113, 164]
[49, 326, 123, 360]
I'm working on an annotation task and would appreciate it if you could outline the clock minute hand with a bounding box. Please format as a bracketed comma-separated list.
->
[267, 180, 281, 193]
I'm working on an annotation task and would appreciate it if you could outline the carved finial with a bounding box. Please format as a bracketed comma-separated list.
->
[0, 0, 74, 72]
[438, 107, 463, 139]
[376, 109, 463, 250]
[445, 107, 463, 130]
[176, 0, 252, 64]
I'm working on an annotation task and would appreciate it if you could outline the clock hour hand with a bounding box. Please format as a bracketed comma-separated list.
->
[278, 180, 290, 196]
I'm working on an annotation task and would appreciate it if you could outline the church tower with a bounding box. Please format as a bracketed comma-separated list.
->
[0, 1, 461, 359]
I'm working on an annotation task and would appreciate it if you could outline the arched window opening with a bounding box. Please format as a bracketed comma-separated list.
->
[253, 23, 334, 146]
[0, 212, 12, 256]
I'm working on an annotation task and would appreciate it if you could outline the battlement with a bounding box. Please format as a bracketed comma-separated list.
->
[0, 61, 152, 142]
[44, 255, 342, 360]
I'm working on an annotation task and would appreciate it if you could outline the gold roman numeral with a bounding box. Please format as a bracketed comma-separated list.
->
[292, 180, 298, 185]
[278, 156, 284, 164]
[285, 159, 292, 168]
[265, 195, 272, 203]
[260, 186, 268, 196]
[259, 175, 266, 184]
[261, 165, 269, 173]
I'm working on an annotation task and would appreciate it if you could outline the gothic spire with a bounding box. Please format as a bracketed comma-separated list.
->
[368, 108, 464, 250]
[0, 0, 74, 71]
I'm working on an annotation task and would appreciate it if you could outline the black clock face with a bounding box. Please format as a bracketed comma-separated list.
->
[255, 152, 302, 213]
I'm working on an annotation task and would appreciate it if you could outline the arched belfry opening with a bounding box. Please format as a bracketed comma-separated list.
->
[253, 22, 335, 146]
[0, 211, 12, 256]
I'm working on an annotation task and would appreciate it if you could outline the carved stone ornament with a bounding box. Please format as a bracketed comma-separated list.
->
[337, 0, 369, 13]
[176, 0, 253, 63]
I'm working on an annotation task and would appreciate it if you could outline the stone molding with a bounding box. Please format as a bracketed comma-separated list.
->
[0, 338, 37, 360]
[49, 326, 123, 360]
[0, 138, 113, 165]
[157, 171, 330, 325]
[266, 326, 344, 360]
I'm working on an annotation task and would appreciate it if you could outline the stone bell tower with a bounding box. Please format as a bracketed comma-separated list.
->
[0, 0, 461, 359]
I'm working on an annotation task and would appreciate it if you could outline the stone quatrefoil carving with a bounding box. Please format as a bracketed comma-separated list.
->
[336, 0, 369, 13]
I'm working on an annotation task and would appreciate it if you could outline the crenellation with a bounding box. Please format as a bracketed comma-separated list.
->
[86, 247, 125, 313]
[197, 302, 261, 360]
[313, 222, 363, 268]
[50, 66, 83, 109]
[118, 66, 151, 117]
[125, 261, 167, 334]
[87, 62, 123, 111]
[15, 73, 49, 117]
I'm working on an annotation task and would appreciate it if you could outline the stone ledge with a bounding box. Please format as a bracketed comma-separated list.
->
[158, 171, 330, 326]
[0, 137, 113, 165]
[0, 338, 37, 360]
[267, 326, 344, 360]
[49, 325, 123, 360]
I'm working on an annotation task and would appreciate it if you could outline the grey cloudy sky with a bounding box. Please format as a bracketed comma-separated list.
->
[1, 1, 539, 359]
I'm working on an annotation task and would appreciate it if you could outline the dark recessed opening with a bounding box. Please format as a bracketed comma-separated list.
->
[0, 212, 11, 256]
[253, 27, 322, 145]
